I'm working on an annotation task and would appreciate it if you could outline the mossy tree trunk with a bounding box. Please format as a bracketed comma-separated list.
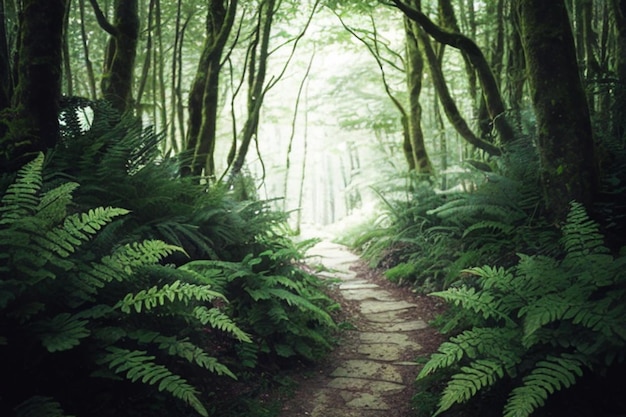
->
[392, 0, 516, 145]
[516, 0, 598, 222]
[184, 0, 237, 178]
[89, 0, 139, 114]
[404, 5, 434, 175]
[0, 0, 68, 173]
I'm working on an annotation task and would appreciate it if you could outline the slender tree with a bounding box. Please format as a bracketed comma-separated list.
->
[184, 0, 237, 177]
[0, 0, 68, 172]
[89, 0, 139, 114]
[516, 0, 598, 221]
[391, 0, 515, 145]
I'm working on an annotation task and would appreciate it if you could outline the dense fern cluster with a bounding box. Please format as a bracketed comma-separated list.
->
[1, 106, 337, 417]
[418, 202, 626, 417]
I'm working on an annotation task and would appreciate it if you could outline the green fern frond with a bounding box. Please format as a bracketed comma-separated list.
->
[0, 153, 44, 223]
[266, 288, 334, 326]
[430, 286, 515, 325]
[561, 201, 609, 258]
[13, 396, 74, 417]
[116, 281, 224, 313]
[107, 240, 184, 274]
[418, 341, 464, 378]
[418, 327, 521, 379]
[435, 359, 506, 416]
[100, 347, 208, 417]
[193, 306, 252, 343]
[462, 220, 514, 238]
[154, 335, 237, 379]
[34, 312, 90, 352]
[36, 182, 80, 226]
[503, 354, 585, 417]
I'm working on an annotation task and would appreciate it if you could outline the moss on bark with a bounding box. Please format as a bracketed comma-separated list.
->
[517, 0, 598, 222]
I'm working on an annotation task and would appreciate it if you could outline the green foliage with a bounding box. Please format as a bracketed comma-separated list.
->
[186, 243, 338, 363]
[0, 153, 247, 417]
[418, 202, 626, 417]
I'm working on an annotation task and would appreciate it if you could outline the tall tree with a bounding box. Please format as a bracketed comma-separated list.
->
[391, 0, 516, 145]
[89, 0, 139, 114]
[405, 6, 433, 174]
[0, 0, 68, 172]
[516, 0, 598, 221]
[184, 0, 237, 178]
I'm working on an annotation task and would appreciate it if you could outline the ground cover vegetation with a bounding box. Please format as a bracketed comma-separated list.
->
[0, 102, 339, 417]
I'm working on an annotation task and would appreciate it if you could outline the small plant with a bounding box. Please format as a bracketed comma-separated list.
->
[418, 201, 626, 417]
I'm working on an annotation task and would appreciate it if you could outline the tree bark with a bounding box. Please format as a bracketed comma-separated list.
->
[90, 0, 139, 114]
[391, 0, 516, 145]
[184, 0, 237, 177]
[405, 10, 434, 174]
[416, 23, 502, 156]
[516, 0, 598, 221]
[1, 0, 68, 173]
[612, 0, 626, 141]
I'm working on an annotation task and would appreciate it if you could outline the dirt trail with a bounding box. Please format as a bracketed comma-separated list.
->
[279, 240, 443, 417]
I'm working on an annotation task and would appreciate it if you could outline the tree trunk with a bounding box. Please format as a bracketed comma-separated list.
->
[417, 23, 502, 156]
[516, 0, 598, 222]
[0, 0, 12, 112]
[405, 10, 434, 175]
[90, 0, 139, 114]
[184, 0, 237, 177]
[229, 0, 276, 183]
[392, 0, 516, 145]
[0, 0, 68, 173]
[612, 0, 626, 142]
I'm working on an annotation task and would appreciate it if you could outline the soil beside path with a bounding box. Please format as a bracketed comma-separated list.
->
[278, 240, 446, 417]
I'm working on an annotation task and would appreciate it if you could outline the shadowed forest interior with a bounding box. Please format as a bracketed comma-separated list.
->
[1, 0, 626, 416]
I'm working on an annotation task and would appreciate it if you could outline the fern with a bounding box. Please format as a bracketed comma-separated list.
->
[503, 354, 586, 417]
[100, 347, 208, 417]
[419, 202, 626, 417]
[435, 359, 506, 416]
[0, 153, 44, 222]
[115, 280, 224, 313]
[13, 396, 74, 417]
[192, 306, 252, 343]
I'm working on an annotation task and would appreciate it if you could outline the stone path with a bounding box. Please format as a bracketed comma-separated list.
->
[282, 240, 429, 417]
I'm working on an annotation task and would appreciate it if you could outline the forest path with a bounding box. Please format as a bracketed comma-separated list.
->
[279, 239, 442, 417]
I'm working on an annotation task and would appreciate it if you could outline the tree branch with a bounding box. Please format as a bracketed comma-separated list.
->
[389, 0, 515, 144]
[87, 0, 117, 36]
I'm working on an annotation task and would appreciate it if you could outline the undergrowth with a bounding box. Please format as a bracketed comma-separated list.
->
[0, 103, 337, 417]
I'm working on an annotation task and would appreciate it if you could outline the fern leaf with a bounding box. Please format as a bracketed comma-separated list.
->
[100, 347, 208, 417]
[435, 359, 505, 416]
[418, 341, 465, 378]
[116, 281, 224, 314]
[431, 286, 515, 325]
[462, 220, 514, 238]
[13, 396, 74, 417]
[193, 306, 252, 342]
[108, 240, 184, 274]
[503, 354, 585, 417]
[266, 288, 335, 326]
[36, 182, 80, 226]
[0, 153, 44, 223]
[155, 335, 237, 379]
[34, 313, 90, 352]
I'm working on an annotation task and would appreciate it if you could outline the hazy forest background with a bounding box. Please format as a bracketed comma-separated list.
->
[1, 1, 626, 417]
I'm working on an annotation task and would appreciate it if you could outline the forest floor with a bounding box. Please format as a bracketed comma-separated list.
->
[275, 240, 447, 417]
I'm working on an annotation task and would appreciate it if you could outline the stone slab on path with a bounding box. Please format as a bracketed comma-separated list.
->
[280, 239, 432, 417]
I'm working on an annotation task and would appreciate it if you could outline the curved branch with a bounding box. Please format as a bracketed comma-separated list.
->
[390, 0, 515, 144]
[87, 0, 117, 36]
[417, 26, 501, 156]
